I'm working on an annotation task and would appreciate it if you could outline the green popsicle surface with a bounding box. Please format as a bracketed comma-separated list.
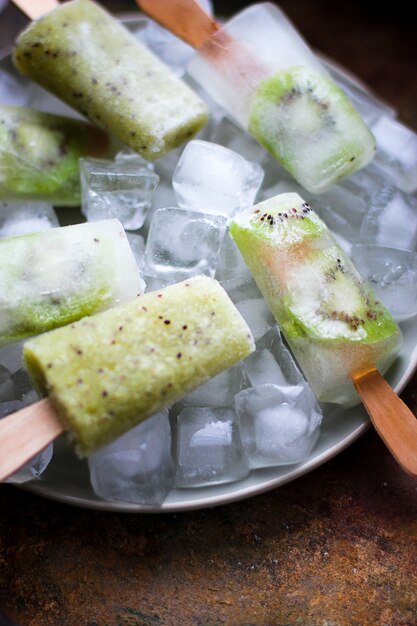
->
[0, 219, 141, 348]
[249, 66, 376, 194]
[13, 0, 208, 160]
[230, 192, 402, 405]
[23, 276, 255, 456]
[0, 105, 110, 205]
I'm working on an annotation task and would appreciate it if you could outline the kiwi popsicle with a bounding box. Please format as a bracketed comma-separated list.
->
[0, 104, 111, 205]
[23, 276, 255, 456]
[187, 3, 375, 194]
[13, 0, 208, 161]
[0, 219, 141, 348]
[229, 193, 402, 406]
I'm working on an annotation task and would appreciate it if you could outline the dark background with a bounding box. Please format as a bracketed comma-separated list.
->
[1, 2, 417, 625]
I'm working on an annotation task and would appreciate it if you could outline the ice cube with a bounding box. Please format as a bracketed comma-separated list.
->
[371, 116, 417, 193]
[210, 116, 266, 163]
[351, 243, 417, 322]
[359, 186, 417, 250]
[11, 367, 34, 402]
[0, 69, 31, 106]
[0, 364, 14, 402]
[88, 410, 174, 504]
[80, 157, 159, 231]
[0, 201, 59, 237]
[236, 298, 275, 342]
[115, 149, 155, 171]
[244, 327, 306, 387]
[174, 406, 249, 487]
[0, 340, 24, 374]
[308, 183, 369, 255]
[324, 61, 396, 127]
[1, 400, 53, 483]
[172, 140, 264, 217]
[181, 364, 245, 407]
[214, 230, 253, 284]
[126, 232, 146, 267]
[223, 278, 275, 341]
[142, 207, 227, 282]
[235, 383, 322, 468]
[141, 273, 172, 293]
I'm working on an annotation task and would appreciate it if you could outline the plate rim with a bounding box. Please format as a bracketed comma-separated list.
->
[3, 15, 416, 513]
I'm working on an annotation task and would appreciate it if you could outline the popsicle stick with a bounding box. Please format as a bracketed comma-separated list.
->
[0, 398, 63, 482]
[353, 369, 417, 476]
[136, 0, 220, 49]
[11, 0, 59, 21]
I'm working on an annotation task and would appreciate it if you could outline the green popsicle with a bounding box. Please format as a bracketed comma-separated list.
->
[13, 0, 208, 160]
[0, 104, 110, 205]
[23, 276, 255, 456]
[0, 219, 141, 347]
[230, 192, 402, 405]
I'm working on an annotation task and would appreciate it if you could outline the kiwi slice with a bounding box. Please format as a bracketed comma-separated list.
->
[281, 245, 398, 344]
[0, 105, 109, 205]
[248, 66, 375, 194]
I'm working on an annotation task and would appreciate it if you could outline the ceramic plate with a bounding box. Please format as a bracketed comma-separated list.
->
[2, 17, 416, 512]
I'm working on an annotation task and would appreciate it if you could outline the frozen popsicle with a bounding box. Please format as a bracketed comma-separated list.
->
[0, 219, 141, 348]
[13, 0, 208, 160]
[229, 192, 402, 406]
[138, 0, 376, 193]
[0, 276, 254, 479]
[0, 104, 111, 205]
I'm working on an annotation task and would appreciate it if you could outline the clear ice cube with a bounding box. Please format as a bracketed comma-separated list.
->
[142, 207, 227, 282]
[210, 116, 266, 163]
[88, 411, 174, 505]
[324, 60, 396, 127]
[359, 186, 417, 250]
[126, 232, 146, 267]
[225, 279, 275, 341]
[0, 201, 58, 237]
[244, 327, 305, 387]
[308, 183, 369, 255]
[351, 243, 417, 322]
[80, 157, 159, 231]
[181, 364, 245, 407]
[172, 140, 264, 216]
[371, 116, 417, 193]
[0, 69, 31, 106]
[214, 230, 253, 285]
[235, 383, 322, 468]
[174, 406, 249, 487]
[0, 364, 14, 402]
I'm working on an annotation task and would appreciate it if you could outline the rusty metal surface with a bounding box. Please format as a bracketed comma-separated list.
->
[1, 1, 417, 625]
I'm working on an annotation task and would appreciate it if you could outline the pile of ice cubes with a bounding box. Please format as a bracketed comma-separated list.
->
[1, 3, 417, 504]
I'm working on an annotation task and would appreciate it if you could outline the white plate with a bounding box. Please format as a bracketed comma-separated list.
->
[2, 17, 417, 513]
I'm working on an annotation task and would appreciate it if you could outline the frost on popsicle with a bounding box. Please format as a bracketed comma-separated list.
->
[23, 276, 255, 456]
[188, 3, 375, 194]
[0, 105, 110, 205]
[0, 219, 141, 347]
[230, 192, 402, 405]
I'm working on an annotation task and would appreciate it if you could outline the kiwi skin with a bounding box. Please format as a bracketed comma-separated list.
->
[248, 66, 376, 194]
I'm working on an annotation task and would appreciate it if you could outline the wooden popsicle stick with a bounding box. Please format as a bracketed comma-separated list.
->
[353, 369, 417, 476]
[11, 0, 59, 21]
[0, 398, 63, 482]
[136, 0, 220, 49]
